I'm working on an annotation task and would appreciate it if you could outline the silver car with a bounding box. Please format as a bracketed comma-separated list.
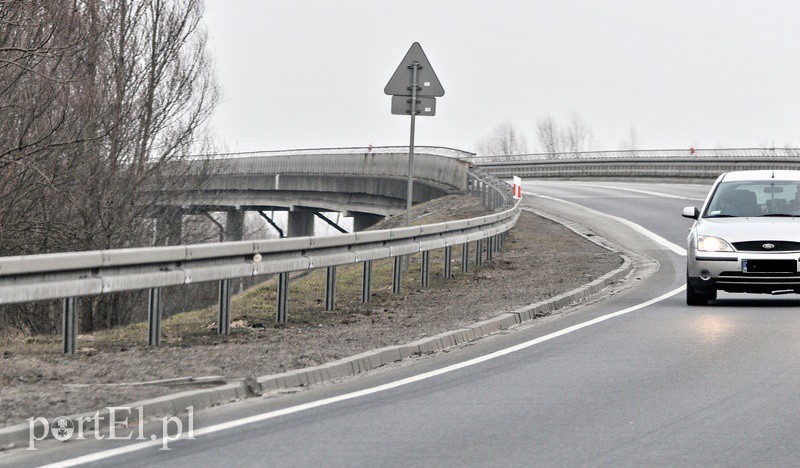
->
[683, 170, 800, 305]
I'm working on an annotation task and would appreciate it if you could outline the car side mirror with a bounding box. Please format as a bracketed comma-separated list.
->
[682, 206, 699, 219]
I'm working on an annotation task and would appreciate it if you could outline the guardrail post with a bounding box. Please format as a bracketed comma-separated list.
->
[277, 272, 289, 324]
[392, 256, 403, 294]
[486, 237, 494, 261]
[148, 288, 162, 346]
[461, 243, 469, 272]
[62, 298, 77, 355]
[481, 182, 487, 207]
[476, 239, 484, 267]
[444, 246, 452, 279]
[325, 266, 336, 311]
[421, 251, 430, 288]
[225, 211, 244, 242]
[361, 260, 372, 303]
[218, 279, 231, 335]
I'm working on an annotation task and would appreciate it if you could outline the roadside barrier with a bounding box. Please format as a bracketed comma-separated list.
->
[0, 161, 518, 354]
[469, 148, 800, 179]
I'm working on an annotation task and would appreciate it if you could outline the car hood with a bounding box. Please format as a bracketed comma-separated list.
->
[697, 217, 800, 242]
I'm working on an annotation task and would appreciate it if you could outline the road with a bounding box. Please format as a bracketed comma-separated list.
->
[10, 180, 800, 467]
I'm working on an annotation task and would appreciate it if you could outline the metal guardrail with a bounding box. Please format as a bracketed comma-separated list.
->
[467, 147, 800, 164]
[470, 148, 800, 179]
[197, 146, 476, 161]
[0, 162, 517, 354]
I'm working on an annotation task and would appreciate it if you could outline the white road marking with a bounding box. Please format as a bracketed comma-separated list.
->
[42, 287, 684, 468]
[522, 190, 687, 256]
[566, 182, 706, 201]
[42, 194, 688, 468]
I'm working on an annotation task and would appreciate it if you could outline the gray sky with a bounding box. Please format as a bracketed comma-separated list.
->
[203, 1, 800, 153]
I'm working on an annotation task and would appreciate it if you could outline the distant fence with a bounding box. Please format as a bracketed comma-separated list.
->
[469, 148, 800, 179]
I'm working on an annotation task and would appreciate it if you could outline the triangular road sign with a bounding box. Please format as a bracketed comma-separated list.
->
[384, 42, 444, 98]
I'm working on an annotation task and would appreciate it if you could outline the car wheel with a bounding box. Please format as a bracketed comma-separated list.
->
[686, 276, 714, 306]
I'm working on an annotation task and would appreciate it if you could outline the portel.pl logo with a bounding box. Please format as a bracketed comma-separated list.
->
[28, 406, 194, 450]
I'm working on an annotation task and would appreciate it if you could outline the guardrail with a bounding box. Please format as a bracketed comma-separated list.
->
[0, 164, 518, 354]
[469, 148, 800, 179]
[466, 147, 800, 163]
[197, 145, 474, 160]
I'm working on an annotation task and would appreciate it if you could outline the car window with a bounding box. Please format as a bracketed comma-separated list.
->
[704, 181, 800, 217]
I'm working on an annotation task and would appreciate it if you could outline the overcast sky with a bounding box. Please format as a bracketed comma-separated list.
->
[203, 1, 800, 154]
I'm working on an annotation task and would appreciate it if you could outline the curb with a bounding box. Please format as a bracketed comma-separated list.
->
[0, 382, 248, 451]
[0, 211, 635, 451]
[255, 254, 632, 394]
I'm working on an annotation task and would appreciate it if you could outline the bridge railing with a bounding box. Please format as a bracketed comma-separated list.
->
[196, 145, 475, 160]
[0, 161, 517, 354]
[470, 148, 800, 179]
[467, 147, 800, 164]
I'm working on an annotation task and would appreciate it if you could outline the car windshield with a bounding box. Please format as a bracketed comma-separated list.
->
[704, 180, 800, 218]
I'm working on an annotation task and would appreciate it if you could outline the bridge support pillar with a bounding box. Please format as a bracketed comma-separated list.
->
[288, 211, 315, 237]
[225, 210, 244, 242]
[351, 213, 384, 232]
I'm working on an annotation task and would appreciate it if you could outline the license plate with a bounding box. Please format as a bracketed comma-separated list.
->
[742, 259, 798, 273]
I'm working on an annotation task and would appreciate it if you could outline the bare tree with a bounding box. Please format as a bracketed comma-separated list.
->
[0, 0, 220, 333]
[562, 112, 594, 153]
[535, 116, 562, 155]
[621, 125, 641, 151]
[476, 121, 528, 156]
[535, 113, 596, 155]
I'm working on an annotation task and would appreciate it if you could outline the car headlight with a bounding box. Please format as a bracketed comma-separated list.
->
[697, 235, 735, 252]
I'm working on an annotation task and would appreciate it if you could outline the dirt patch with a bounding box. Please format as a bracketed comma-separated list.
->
[0, 195, 622, 426]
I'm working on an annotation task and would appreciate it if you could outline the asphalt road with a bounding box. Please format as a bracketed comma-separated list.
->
[11, 180, 800, 467]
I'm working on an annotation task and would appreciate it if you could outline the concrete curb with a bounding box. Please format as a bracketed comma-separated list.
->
[255, 254, 632, 395]
[0, 210, 634, 452]
[0, 381, 248, 451]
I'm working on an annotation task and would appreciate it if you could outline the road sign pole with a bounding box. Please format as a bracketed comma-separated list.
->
[404, 62, 420, 272]
[384, 42, 443, 270]
[406, 61, 419, 229]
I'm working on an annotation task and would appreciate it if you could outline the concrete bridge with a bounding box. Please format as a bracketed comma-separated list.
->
[155, 147, 471, 243]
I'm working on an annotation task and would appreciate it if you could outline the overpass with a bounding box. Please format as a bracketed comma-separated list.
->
[155, 147, 471, 241]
